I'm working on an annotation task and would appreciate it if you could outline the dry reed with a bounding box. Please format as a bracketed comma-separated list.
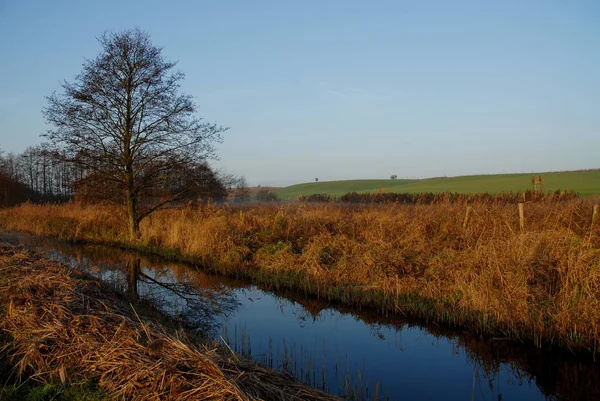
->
[0, 199, 599, 351]
[0, 243, 340, 400]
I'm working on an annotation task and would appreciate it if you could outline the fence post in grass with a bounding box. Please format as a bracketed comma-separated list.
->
[588, 204, 599, 241]
[462, 205, 472, 230]
[518, 203, 525, 231]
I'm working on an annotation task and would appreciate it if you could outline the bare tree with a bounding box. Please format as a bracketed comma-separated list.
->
[235, 176, 251, 202]
[257, 187, 278, 202]
[3, 152, 21, 182]
[43, 29, 226, 239]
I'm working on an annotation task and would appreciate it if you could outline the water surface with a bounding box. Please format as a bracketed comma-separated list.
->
[3, 232, 598, 400]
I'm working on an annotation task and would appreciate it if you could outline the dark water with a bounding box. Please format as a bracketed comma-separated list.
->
[3, 232, 599, 401]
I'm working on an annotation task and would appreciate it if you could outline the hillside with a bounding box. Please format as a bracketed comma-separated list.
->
[273, 170, 600, 200]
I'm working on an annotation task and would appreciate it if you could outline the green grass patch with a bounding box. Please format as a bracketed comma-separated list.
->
[274, 170, 600, 200]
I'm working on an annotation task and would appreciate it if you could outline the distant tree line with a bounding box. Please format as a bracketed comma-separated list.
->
[0, 144, 232, 208]
[297, 189, 580, 205]
[0, 170, 31, 207]
[0, 144, 77, 206]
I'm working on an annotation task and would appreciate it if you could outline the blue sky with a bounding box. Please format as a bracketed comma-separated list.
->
[1, 1, 599, 186]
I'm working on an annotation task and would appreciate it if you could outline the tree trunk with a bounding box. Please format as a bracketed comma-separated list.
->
[126, 258, 140, 297]
[126, 192, 140, 240]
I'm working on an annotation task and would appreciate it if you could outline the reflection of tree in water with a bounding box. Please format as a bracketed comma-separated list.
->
[29, 238, 240, 335]
[127, 257, 139, 297]
[124, 256, 240, 334]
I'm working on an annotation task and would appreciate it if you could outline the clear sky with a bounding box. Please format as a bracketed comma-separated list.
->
[0, 1, 599, 186]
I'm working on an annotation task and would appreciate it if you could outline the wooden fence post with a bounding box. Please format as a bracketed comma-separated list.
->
[589, 204, 599, 241]
[462, 205, 472, 230]
[518, 203, 525, 231]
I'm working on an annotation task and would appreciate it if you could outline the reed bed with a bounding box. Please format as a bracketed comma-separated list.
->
[0, 199, 599, 352]
[0, 243, 339, 400]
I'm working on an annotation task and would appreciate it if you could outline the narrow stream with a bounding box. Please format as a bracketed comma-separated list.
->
[3, 232, 598, 400]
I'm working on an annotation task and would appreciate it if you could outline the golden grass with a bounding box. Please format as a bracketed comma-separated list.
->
[0, 243, 340, 401]
[1, 199, 599, 352]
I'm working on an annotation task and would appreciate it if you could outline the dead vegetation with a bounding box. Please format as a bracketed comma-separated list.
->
[0, 199, 599, 352]
[0, 243, 340, 400]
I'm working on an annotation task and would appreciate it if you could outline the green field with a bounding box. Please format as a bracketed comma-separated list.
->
[273, 170, 600, 200]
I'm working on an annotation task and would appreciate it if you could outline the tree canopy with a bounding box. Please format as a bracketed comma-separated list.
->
[43, 29, 227, 238]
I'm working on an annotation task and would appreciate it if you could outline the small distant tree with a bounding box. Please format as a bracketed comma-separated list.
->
[235, 176, 251, 202]
[257, 187, 278, 202]
[43, 29, 226, 239]
[390, 174, 398, 180]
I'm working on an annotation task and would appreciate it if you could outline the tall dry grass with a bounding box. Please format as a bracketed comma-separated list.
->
[1, 199, 599, 352]
[0, 243, 339, 401]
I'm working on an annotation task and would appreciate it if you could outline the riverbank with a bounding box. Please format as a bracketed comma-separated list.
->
[0, 201, 599, 353]
[0, 242, 339, 400]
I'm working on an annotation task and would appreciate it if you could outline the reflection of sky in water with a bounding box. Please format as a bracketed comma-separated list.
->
[7, 233, 585, 400]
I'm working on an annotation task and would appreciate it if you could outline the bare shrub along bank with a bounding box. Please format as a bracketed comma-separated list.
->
[0, 199, 599, 352]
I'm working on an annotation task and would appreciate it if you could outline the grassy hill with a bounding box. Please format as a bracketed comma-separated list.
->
[273, 170, 600, 200]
